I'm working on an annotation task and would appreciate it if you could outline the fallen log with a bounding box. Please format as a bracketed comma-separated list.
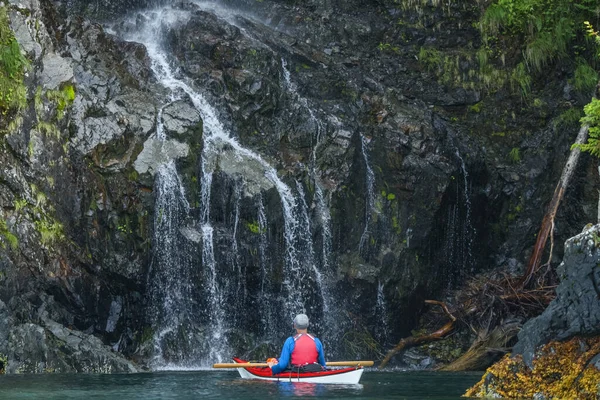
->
[378, 300, 455, 369]
[439, 321, 521, 371]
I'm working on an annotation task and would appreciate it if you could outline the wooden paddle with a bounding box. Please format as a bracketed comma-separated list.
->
[213, 361, 374, 368]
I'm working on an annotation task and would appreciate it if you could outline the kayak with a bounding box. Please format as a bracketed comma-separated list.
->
[232, 357, 365, 384]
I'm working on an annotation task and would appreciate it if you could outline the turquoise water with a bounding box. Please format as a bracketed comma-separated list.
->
[0, 370, 481, 399]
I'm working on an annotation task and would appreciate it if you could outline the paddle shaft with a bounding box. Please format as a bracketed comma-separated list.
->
[212, 361, 374, 368]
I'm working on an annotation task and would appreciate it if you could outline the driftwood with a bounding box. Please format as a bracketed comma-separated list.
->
[439, 321, 521, 371]
[521, 123, 590, 288]
[378, 300, 456, 369]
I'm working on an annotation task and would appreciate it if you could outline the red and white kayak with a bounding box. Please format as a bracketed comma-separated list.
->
[232, 358, 364, 384]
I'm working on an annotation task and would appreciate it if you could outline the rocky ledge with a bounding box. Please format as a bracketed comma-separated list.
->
[467, 224, 600, 398]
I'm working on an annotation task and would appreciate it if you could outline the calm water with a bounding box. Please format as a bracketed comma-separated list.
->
[0, 370, 481, 399]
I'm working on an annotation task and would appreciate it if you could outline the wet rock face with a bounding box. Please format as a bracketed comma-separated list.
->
[513, 224, 600, 367]
[0, 0, 162, 372]
[1, 0, 598, 370]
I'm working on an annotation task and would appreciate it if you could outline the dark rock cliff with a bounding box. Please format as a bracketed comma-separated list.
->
[0, 0, 596, 371]
[513, 224, 600, 367]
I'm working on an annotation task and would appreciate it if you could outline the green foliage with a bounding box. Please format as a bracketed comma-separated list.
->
[574, 24, 600, 158]
[510, 62, 532, 97]
[553, 107, 584, 128]
[573, 59, 598, 92]
[508, 147, 521, 163]
[378, 42, 399, 54]
[573, 98, 600, 157]
[13, 198, 27, 212]
[245, 220, 263, 234]
[478, 0, 598, 95]
[480, 0, 580, 71]
[45, 84, 76, 120]
[469, 102, 482, 113]
[0, 6, 29, 119]
[34, 217, 64, 245]
[0, 218, 18, 250]
[0, 353, 7, 374]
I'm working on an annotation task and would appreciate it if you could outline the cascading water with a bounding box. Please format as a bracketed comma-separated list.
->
[280, 58, 325, 165]
[456, 150, 475, 274]
[295, 181, 327, 317]
[146, 98, 194, 366]
[359, 134, 376, 257]
[454, 149, 475, 275]
[149, 160, 192, 366]
[256, 195, 275, 337]
[374, 280, 390, 344]
[280, 57, 343, 339]
[123, 5, 330, 365]
[442, 148, 476, 288]
[314, 184, 332, 278]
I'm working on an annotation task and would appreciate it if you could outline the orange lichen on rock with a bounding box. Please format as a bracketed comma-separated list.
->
[465, 336, 600, 399]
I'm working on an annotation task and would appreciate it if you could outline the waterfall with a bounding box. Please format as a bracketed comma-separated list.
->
[455, 149, 475, 274]
[374, 280, 390, 343]
[315, 184, 332, 275]
[280, 58, 325, 164]
[359, 134, 376, 257]
[123, 6, 329, 364]
[296, 181, 327, 318]
[281, 58, 338, 331]
[147, 99, 192, 366]
[257, 195, 274, 336]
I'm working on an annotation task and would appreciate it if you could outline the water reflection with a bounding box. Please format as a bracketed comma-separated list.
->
[277, 382, 364, 397]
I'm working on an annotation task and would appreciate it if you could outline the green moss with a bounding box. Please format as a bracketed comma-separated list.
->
[469, 102, 482, 113]
[510, 62, 531, 98]
[128, 169, 139, 181]
[245, 220, 262, 234]
[573, 59, 598, 93]
[44, 84, 76, 121]
[0, 353, 7, 374]
[0, 5, 29, 123]
[36, 121, 61, 139]
[34, 217, 64, 245]
[140, 327, 154, 344]
[553, 107, 583, 128]
[508, 147, 521, 164]
[0, 218, 18, 250]
[13, 198, 27, 212]
[378, 42, 399, 54]
[532, 98, 546, 108]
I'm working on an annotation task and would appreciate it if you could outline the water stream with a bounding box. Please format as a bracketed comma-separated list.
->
[123, 5, 330, 365]
[359, 134, 376, 257]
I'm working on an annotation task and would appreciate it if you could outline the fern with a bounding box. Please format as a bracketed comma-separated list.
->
[573, 99, 600, 157]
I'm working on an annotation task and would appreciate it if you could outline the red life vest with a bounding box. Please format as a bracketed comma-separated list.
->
[291, 333, 318, 366]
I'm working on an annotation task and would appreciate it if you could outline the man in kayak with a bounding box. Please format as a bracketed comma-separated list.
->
[267, 314, 326, 374]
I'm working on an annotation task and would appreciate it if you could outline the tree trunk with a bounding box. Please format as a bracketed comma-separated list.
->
[521, 123, 590, 288]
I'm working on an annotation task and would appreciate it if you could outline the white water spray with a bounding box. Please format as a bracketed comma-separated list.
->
[125, 6, 329, 362]
[359, 134, 376, 256]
